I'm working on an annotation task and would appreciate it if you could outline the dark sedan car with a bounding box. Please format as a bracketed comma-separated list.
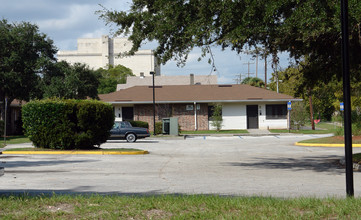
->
[110, 121, 150, 142]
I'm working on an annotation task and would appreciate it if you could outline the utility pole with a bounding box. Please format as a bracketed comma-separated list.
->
[243, 61, 254, 78]
[255, 55, 258, 78]
[264, 56, 267, 89]
[150, 71, 156, 135]
[274, 63, 279, 93]
[233, 74, 243, 84]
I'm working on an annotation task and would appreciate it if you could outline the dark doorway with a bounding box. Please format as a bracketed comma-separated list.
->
[247, 105, 259, 129]
[122, 107, 134, 121]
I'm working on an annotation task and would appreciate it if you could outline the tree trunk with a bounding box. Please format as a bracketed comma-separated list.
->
[0, 98, 14, 137]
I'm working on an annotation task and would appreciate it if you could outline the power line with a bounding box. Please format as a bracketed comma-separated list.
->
[243, 61, 254, 78]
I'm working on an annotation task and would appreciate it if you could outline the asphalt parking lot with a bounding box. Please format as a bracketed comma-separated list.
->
[1, 134, 360, 198]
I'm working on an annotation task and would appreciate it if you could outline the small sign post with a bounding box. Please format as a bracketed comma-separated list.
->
[287, 101, 292, 133]
[340, 102, 344, 127]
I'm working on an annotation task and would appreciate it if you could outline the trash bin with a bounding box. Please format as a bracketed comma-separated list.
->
[162, 118, 170, 134]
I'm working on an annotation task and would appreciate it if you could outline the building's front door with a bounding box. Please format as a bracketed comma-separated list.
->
[247, 105, 259, 129]
[122, 107, 134, 121]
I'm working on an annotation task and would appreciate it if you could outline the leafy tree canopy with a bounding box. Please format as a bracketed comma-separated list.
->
[42, 61, 100, 99]
[241, 77, 265, 88]
[268, 63, 337, 121]
[99, 0, 361, 88]
[0, 19, 56, 105]
[96, 65, 134, 94]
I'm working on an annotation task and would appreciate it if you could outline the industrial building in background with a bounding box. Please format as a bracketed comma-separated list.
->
[57, 35, 160, 76]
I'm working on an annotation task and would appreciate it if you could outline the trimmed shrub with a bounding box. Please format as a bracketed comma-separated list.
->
[290, 102, 308, 130]
[129, 121, 149, 129]
[22, 99, 114, 150]
[155, 122, 162, 135]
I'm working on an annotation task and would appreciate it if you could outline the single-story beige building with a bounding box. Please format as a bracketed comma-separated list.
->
[99, 84, 301, 131]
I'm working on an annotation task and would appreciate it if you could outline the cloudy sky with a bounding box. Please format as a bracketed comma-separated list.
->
[1, 0, 290, 84]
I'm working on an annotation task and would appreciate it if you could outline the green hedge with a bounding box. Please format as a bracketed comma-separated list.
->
[129, 121, 149, 129]
[155, 122, 162, 135]
[22, 99, 114, 150]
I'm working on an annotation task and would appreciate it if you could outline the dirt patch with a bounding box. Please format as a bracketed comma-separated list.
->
[143, 209, 173, 219]
[46, 203, 74, 213]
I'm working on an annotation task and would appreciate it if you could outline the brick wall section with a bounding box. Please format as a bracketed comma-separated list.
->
[134, 103, 209, 131]
[196, 104, 209, 130]
[172, 103, 208, 131]
[134, 104, 157, 129]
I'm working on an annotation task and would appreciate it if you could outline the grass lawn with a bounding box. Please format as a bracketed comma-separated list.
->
[270, 129, 333, 134]
[0, 194, 360, 219]
[298, 136, 361, 144]
[270, 122, 340, 134]
[181, 130, 248, 134]
[0, 136, 31, 148]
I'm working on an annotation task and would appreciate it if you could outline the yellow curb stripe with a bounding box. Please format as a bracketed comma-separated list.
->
[295, 142, 361, 147]
[2, 150, 149, 155]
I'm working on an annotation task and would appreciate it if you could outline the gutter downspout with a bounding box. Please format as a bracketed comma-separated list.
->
[194, 102, 197, 131]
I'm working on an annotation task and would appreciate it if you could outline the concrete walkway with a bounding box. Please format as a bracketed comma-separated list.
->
[247, 129, 274, 135]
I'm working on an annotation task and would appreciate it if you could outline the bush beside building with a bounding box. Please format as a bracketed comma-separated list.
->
[22, 99, 114, 150]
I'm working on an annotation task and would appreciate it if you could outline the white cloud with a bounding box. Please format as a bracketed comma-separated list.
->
[37, 4, 97, 31]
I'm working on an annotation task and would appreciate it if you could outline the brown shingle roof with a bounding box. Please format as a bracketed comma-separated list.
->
[99, 84, 298, 103]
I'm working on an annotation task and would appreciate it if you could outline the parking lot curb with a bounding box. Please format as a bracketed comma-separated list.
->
[295, 142, 361, 147]
[1, 150, 149, 155]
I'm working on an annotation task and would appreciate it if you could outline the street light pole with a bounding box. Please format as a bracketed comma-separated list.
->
[150, 71, 156, 135]
[341, 0, 354, 197]
[4, 98, 7, 146]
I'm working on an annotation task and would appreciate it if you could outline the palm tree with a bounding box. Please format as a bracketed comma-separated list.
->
[241, 77, 265, 88]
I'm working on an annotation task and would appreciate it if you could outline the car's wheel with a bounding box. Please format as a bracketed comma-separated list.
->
[126, 133, 137, 142]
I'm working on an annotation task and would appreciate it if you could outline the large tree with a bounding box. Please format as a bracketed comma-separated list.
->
[0, 19, 56, 120]
[96, 65, 134, 94]
[269, 64, 337, 121]
[99, 0, 361, 87]
[42, 61, 100, 99]
[241, 77, 265, 88]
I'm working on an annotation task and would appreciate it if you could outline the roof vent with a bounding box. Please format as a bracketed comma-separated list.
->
[218, 85, 232, 87]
